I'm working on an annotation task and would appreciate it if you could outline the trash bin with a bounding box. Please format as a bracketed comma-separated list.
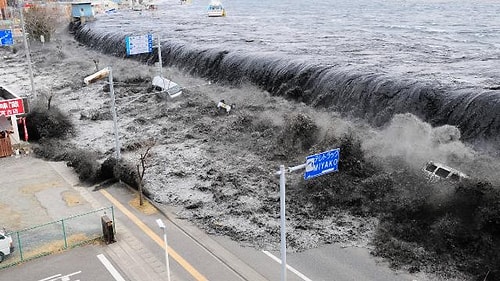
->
[101, 215, 115, 244]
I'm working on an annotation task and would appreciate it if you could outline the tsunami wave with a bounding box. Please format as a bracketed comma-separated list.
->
[72, 24, 500, 153]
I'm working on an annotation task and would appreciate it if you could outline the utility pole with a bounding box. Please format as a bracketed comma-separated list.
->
[19, 4, 36, 98]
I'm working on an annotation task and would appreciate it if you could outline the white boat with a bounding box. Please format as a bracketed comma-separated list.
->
[207, 1, 226, 17]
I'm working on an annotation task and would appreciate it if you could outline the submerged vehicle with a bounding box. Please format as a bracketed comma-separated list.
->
[423, 161, 469, 182]
[207, 1, 226, 17]
[152, 76, 183, 98]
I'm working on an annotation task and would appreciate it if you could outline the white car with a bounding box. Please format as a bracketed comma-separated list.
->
[423, 161, 469, 182]
[0, 228, 14, 262]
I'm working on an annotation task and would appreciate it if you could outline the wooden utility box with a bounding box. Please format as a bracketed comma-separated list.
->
[0, 136, 12, 157]
[101, 215, 115, 244]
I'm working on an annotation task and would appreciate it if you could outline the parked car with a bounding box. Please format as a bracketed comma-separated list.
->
[0, 228, 14, 262]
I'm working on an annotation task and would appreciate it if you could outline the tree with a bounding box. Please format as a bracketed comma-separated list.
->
[136, 140, 155, 206]
[23, 5, 59, 42]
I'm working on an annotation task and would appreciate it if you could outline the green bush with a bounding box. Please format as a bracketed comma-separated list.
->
[33, 139, 74, 161]
[65, 149, 100, 182]
[112, 158, 139, 190]
[26, 104, 73, 140]
[98, 157, 118, 181]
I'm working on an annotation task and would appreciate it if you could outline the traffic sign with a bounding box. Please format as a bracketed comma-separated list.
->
[0, 29, 13, 46]
[304, 148, 340, 180]
[125, 34, 153, 56]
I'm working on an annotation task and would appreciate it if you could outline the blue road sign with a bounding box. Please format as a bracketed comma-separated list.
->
[0, 29, 14, 46]
[304, 148, 340, 180]
[125, 34, 153, 56]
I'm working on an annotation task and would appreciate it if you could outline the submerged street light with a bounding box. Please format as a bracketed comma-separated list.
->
[156, 218, 171, 281]
[83, 66, 121, 159]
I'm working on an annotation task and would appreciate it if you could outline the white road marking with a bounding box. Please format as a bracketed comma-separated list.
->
[97, 254, 126, 281]
[39, 274, 61, 281]
[38, 271, 81, 281]
[262, 250, 313, 281]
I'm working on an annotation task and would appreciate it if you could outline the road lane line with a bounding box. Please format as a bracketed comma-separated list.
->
[100, 189, 208, 281]
[38, 274, 61, 281]
[97, 254, 126, 281]
[38, 271, 81, 281]
[262, 250, 313, 281]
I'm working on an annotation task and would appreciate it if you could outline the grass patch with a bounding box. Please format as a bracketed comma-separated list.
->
[129, 194, 158, 215]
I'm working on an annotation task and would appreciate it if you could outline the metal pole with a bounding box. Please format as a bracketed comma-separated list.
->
[62, 219, 68, 249]
[279, 164, 287, 281]
[156, 35, 171, 92]
[163, 228, 171, 281]
[157, 219, 171, 281]
[19, 5, 36, 97]
[108, 67, 121, 159]
[111, 206, 116, 235]
[16, 231, 23, 261]
[157, 35, 162, 76]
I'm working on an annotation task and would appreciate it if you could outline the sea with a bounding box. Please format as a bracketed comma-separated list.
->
[75, 0, 500, 151]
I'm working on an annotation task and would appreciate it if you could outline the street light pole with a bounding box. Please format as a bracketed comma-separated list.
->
[279, 164, 287, 281]
[19, 4, 36, 97]
[157, 35, 162, 77]
[83, 66, 121, 159]
[108, 67, 121, 159]
[156, 218, 171, 281]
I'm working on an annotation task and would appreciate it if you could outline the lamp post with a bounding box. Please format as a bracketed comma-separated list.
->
[83, 67, 121, 159]
[156, 218, 171, 281]
[108, 67, 121, 160]
[19, 4, 36, 97]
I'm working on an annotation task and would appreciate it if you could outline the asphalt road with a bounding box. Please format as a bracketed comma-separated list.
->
[0, 155, 426, 281]
[5, 245, 128, 281]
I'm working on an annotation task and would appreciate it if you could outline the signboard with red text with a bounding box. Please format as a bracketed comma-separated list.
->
[0, 98, 26, 117]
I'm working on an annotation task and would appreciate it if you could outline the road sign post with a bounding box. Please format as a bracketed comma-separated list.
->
[278, 164, 286, 281]
[125, 34, 153, 56]
[275, 148, 340, 281]
[0, 29, 13, 46]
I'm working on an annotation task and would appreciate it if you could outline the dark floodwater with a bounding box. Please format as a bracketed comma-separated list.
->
[73, 0, 500, 150]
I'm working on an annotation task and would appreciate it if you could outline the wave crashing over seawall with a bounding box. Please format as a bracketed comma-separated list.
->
[73, 24, 500, 152]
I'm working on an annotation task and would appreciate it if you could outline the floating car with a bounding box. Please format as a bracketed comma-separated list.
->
[423, 161, 469, 182]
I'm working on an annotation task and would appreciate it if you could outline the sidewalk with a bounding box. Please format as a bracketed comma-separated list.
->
[52, 162, 178, 281]
[153, 203, 269, 281]
[99, 181, 269, 281]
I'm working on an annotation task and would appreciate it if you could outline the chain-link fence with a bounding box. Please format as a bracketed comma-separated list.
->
[0, 206, 114, 269]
